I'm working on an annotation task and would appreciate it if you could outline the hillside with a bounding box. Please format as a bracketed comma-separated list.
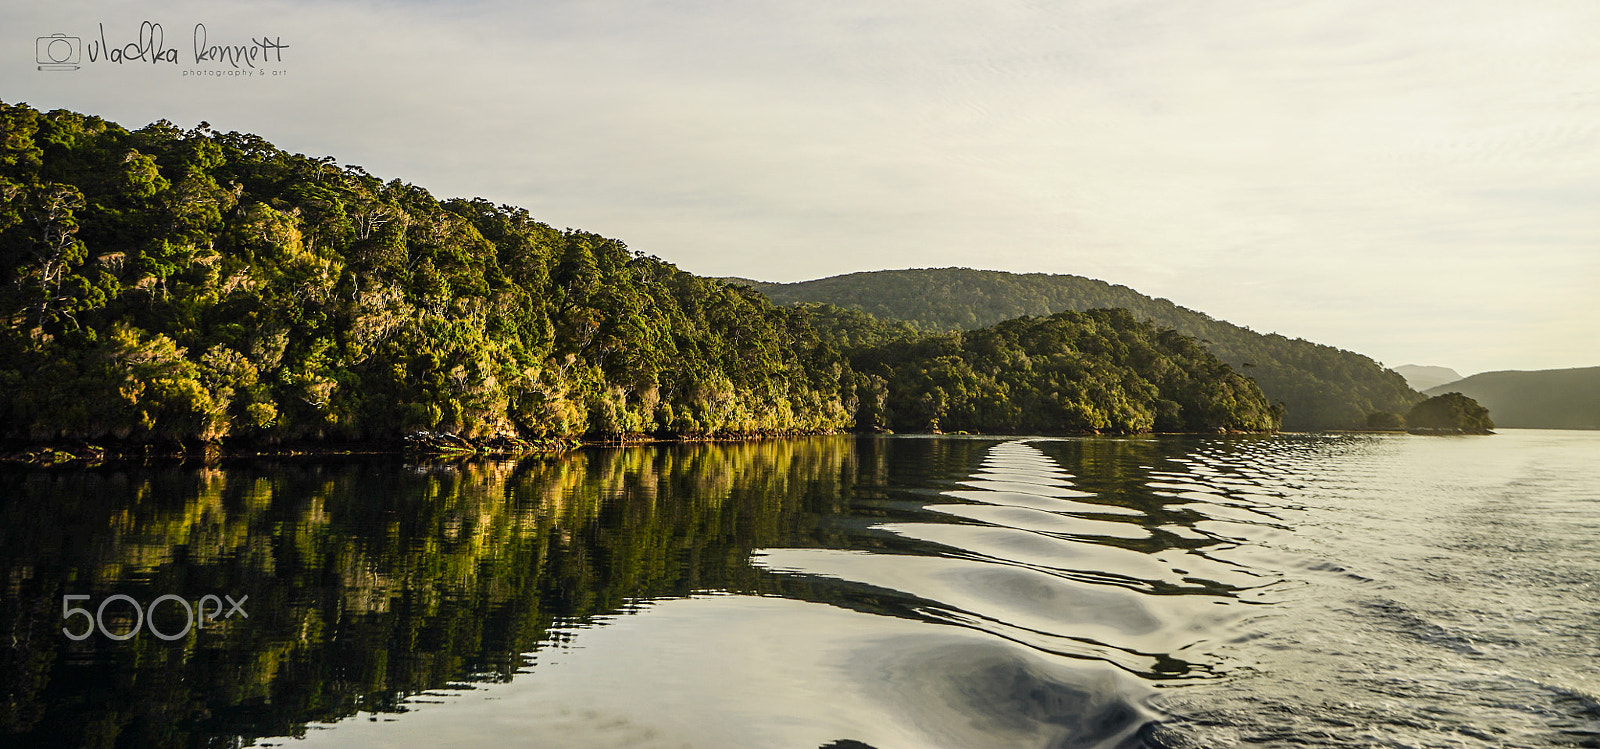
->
[806, 304, 1280, 434]
[0, 102, 1276, 443]
[747, 268, 1422, 430]
[0, 102, 857, 442]
[1423, 367, 1600, 430]
[1395, 364, 1462, 392]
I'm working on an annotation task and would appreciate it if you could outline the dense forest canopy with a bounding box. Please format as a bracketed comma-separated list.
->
[747, 268, 1423, 430]
[0, 101, 1276, 442]
[820, 306, 1281, 434]
[0, 101, 853, 442]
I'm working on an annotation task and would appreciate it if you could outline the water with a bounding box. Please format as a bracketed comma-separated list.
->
[1, 431, 1595, 748]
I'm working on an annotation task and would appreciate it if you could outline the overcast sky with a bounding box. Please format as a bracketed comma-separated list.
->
[5, 0, 1597, 375]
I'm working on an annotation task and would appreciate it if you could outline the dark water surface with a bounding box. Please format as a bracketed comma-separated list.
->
[1, 431, 1596, 748]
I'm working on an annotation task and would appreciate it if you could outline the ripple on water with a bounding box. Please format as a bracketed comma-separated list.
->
[291, 595, 1161, 749]
[1147, 430, 1600, 748]
[928, 503, 1155, 540]
[756, 439, 1258, 690]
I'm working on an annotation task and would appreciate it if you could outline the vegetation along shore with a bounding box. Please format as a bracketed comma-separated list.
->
[2, 101, 1480, 463]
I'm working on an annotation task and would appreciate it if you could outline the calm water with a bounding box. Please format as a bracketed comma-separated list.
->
[1, 431, 1596, 748]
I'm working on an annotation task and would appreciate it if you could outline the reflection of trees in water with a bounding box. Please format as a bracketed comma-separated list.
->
[0, 437, 857, 747]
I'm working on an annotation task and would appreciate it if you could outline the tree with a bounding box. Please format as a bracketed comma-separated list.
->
[1406, 392, 1494, 434]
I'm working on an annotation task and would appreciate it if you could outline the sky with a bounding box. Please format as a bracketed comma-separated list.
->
[4, 0, 1597, 376]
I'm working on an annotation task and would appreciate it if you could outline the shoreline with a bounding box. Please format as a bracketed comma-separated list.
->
[0, 431, 844, 467]
[0, 427, 1283, 467]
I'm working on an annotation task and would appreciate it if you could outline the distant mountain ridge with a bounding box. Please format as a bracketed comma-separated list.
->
[1424, 367, 1600, 430]
[1394, 365, 1462, 392]
[738, 268, 1422, 430]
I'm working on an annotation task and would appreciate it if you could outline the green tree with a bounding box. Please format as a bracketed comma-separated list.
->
[1406, 392, 1494, 434]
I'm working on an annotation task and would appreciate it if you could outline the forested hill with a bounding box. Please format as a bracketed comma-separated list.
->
[747, 268, 1421, 429]
[0, 101, 854, 442]
[0, 102, 1276, 443]
[813, 304, 1281, 434]
[1423, 367, 1600, 430]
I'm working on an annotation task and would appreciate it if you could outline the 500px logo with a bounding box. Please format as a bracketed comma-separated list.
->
[34, 21, 288, 72]
[62, 593, 248, 641]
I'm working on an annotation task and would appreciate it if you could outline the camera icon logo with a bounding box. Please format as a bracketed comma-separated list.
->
[37, 34, 81, 71]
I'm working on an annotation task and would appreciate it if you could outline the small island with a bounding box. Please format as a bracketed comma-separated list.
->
[1405, 392, 1496, 435]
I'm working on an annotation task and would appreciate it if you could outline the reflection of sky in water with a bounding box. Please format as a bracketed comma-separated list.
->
[293, 594, 1153, 749]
